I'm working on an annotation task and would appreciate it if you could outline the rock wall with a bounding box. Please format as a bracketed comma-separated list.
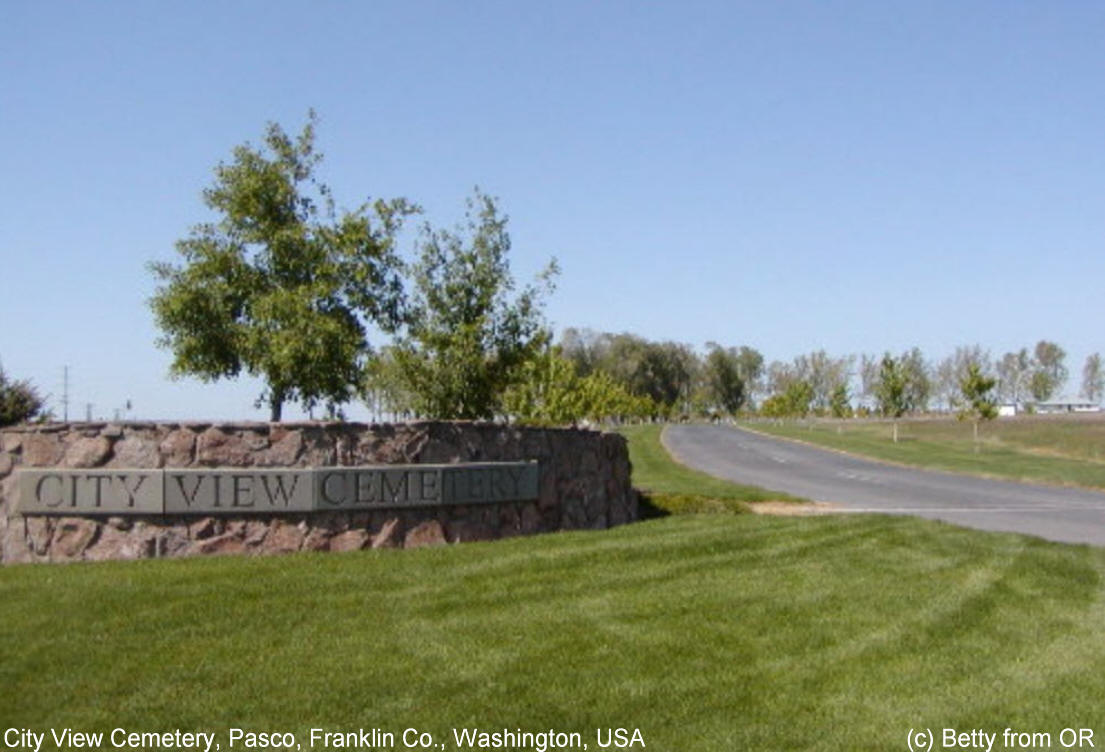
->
[0, 421, 635, 564]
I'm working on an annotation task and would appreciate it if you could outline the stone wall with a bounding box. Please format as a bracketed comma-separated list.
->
[0, 421, 635, 564]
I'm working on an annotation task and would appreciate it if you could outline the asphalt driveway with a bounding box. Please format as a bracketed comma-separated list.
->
[663, 423, 1105, 546]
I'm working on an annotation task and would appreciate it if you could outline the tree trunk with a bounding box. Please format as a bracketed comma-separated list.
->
[892, 421, 899, 443]
[973, 419, 979, 453]
[270, 395, 283, 422]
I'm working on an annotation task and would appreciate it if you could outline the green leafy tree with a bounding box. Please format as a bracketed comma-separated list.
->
[502, 348, 584, 425]
[502, 347, 654, 425]
[363, 346, 417, 421]
[389, 190, 557, 419]
[793, 350, 853, 412]
[829, 383, 852, 418]
[150, 113, 415, 420]
[0, 363, 48, 427]
[875, 353, 911, 442]
[899, 347, 932, 411]
[702, 344, 746, 416]
[633, 341, 698, 415]
[935, 345, 990, 412]
[760, 379, 814, 419]
[957, 362, 998, 449]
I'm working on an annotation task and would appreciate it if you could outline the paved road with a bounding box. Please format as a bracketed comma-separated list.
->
[663, 423, 1105, 547]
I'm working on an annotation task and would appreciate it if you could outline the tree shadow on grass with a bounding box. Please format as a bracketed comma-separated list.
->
[636, 490, 672, 520]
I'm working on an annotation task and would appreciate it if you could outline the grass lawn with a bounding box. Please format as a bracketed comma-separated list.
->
[744, 416, 1105, 490]
[6, 424, 1105, 750]
[619, 423, 804, 513]
[4, 515, 1105, 750]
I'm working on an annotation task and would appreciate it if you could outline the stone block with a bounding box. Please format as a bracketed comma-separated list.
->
[371, 517, 401, 549]
[62, 437, 113, 468]
[191, 533, 247, 556]
[196, 427, 252, 467]
[156, 528, 192, 558]
[404, 519, 446, 548]
[109, 437, 162, 469]
[243, 520, 270, 545]
[329, 529, 369, 552]
[302, 527, 332, 551]
[84, 525, 155, 561]
[259, 430, 303, 466]
[189, 517, 222, 540]
[26, 516, 53, 555]
[160, 429, 196, 467]
[22, 434, 63, 466]
[50, 518, 99, 559]
[265, 520, 305, 553]
[2, 521, 34, 563]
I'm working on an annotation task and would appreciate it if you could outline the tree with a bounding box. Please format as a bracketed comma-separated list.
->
[1030, 340, 1067, 402]
[1082, 353, 1104, 403]
[702, 344, 746, 416]
[858, 353, 881, 411]
[957, 362, 997, 450]
[362, 346, 416, 421]
[793, 350, 853, 412]
[559, 327, 605, 377]
[0, 363, 48, 427]
[874, 353, 910, 442]
[760, 380, 813, 419]
[996, 348, 1032, 405]
[829, 383, 852, 418]
[502, 347, 654, 425]
[150, 113, 415, 420]
[899, 347, 932, 412]
[734, 346, 765, 405]
[388, 190, 557, 419]
[936, 345, 991, 412]
[934, 355, 959, 412]
[766, 360, 797, 400]
[590, 338, 698, 417]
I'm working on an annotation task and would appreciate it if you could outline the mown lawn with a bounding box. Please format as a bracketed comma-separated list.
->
[3, 515, 1105, 750]
[619, 423, 803, 513]
[744, 416, 1105, 490]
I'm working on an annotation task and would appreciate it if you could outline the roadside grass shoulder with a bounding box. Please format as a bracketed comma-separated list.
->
[743, 418, 1105, 490]
[618, 423, 804, 513]
[4, 514, 1105, 750]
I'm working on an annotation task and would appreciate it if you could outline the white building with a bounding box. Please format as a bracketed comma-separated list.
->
[1034, 397, 1102, 414]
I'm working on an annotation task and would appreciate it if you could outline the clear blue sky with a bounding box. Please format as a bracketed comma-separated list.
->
[2, 1, 1103, 420]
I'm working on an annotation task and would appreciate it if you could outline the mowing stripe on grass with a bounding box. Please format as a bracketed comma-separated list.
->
[4, 514, 1105, 750]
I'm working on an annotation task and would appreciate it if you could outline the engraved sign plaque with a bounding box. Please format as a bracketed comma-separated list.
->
[164, 470, 315, 514]
[14, 462, 539, 516]
[17, 470, 164, 515]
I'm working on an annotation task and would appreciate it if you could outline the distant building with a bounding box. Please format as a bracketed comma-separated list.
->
[997, 403, 1018, 417]
[1034, 397, 1102, 414]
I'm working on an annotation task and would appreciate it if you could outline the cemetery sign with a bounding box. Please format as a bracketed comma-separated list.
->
[15, 462, 539, 516]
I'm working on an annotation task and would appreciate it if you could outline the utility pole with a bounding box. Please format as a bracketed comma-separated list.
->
[62, 365, 70, 422]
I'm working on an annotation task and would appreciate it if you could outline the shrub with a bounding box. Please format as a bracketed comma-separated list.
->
[0, 364, 48, 427]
